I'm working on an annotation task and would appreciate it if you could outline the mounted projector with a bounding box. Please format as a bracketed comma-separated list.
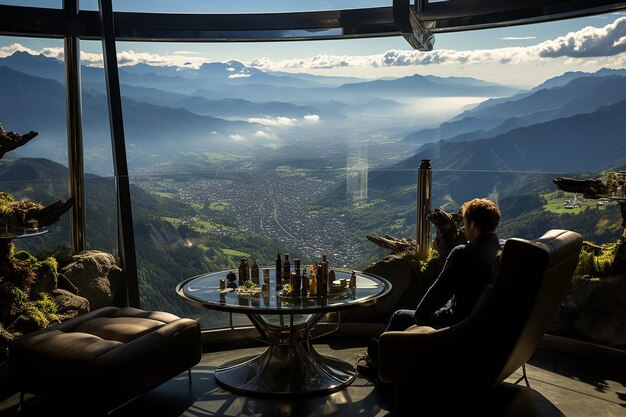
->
[394, 0, 434, 51]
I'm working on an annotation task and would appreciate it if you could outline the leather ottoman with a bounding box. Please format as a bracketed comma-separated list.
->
[9, 306, 201, 411]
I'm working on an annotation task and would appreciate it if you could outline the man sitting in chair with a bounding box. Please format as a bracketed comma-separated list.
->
[358, 198, 502, 378]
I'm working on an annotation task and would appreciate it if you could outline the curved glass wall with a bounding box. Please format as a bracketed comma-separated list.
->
[1, 7, 625, 350]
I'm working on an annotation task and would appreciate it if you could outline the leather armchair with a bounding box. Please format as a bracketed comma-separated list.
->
[378, 230, 583, 408]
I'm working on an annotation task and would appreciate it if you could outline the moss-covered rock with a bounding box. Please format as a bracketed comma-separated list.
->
[52, 289, 89, 321]
[0, 249, 63, 350]
[575, 241, 618, 277]
[59, 250, 123, 310]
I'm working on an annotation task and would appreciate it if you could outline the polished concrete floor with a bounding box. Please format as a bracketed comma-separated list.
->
[1, 338, 624, 416]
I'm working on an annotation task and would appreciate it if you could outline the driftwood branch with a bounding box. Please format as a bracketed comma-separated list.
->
[30, 198, 74, 227]
[4, 198, 74, 230]
[367, 208, 466, 260]
[366, 234, 417, 254]
[0, 126, 38, 159]
[553, 176, 626, 228]
[553, 177, 608, 199]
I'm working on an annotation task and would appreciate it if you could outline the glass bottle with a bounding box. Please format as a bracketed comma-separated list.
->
[283, 254, 291, 284]
[317, 263, 326, 297]
[251, 260, 260, 285]
[301, 268, 308, 296]
[350, 271, 357, 289]
[238, 258, 247, 285]
[309, 267, 317, 297]
[275, 253, 282, 288]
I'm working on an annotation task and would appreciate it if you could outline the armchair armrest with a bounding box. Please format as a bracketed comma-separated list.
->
[378, 324, 471, 384]
[378, 285, 494, 385]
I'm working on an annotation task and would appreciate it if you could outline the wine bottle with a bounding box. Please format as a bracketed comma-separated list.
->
[283, 254, 291, 284]
[275, 253, 282, 291]
[251, 260, 260, 285]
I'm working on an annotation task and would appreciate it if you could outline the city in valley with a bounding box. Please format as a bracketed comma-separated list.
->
[137, 170, 364, 268]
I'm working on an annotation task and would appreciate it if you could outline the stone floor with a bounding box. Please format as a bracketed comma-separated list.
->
[1, 339, 624, 416]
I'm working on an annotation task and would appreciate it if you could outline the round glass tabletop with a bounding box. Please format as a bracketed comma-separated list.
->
[177, 268, 391, 314]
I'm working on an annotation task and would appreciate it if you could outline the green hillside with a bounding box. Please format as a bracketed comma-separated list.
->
[1, 157, 300, 317]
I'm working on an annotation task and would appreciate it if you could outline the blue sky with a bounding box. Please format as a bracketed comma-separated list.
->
[1, 2, 626, 86]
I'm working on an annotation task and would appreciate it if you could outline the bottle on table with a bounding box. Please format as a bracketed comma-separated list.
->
[309, 266, 317, 296]
[350, 271, 357, 289]
[283, 254, 291, 285]
[251, 260, 260, 285]
[294, 259, 301, 292]
[238, 258, 247, 285]
[301, 268, 308, 297]
[317, 263, 327, 297]
[275, 253, 282, 290]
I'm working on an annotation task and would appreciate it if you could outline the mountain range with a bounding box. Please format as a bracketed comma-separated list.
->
[0, 51, 524, 173]
[403, 71, 626, 145]
[0, 51, 517, 101]
[371, 96, 626, 205]
[0, 66, 263, 171]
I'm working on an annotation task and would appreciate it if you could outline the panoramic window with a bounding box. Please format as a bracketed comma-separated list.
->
[0, 36, 73, 337]
[0, 36, 70, 255]
[2, 11, 625, 348]
[79, 40, 118, 256]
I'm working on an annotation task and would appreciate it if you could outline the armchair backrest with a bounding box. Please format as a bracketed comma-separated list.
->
[484, 229, 583, 386]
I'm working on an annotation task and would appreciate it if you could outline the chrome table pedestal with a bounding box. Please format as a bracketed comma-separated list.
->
[215, 313, 355, 396]
[177, 268, 391, 396]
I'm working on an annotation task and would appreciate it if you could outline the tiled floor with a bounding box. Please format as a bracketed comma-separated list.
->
[1, 339, 624, 417]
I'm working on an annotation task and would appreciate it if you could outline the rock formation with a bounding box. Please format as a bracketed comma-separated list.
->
[59, 251, 124, 310]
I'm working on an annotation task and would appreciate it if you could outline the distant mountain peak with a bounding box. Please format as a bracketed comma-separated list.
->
[225, 60, 246, 69]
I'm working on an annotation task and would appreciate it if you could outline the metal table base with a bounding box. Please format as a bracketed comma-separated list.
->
[215, 313, 356, 396]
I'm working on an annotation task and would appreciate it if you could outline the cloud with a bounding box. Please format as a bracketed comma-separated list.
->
[501, 36, 536, 40]
[0, 43, 38, 57]
[248, 115, 320, 127]
[254, 130, 278, 140]
[229, 134, 245, 141]
[3, 16, 626, 72]
[536, 16, 626, 58]
[248, 116, 297, 127]
[249, 16, 626, 70]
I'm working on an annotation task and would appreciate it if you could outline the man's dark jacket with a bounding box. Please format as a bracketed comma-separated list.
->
[415, 233, 501, 327]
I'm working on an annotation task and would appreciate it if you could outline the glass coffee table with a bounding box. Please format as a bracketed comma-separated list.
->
[176, 268, 391, 397]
